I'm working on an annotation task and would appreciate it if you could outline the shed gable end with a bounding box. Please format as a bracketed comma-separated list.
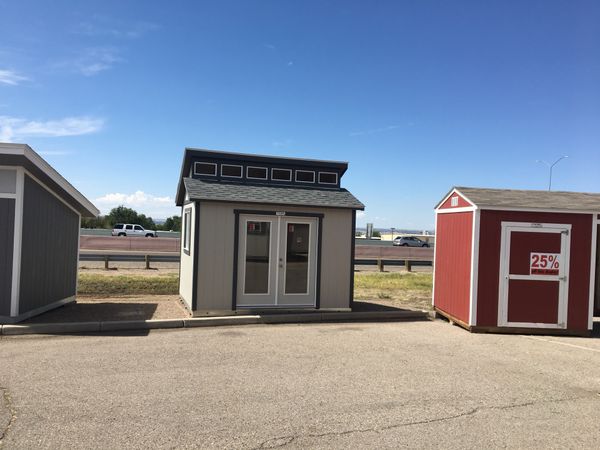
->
[438, 190, 473, 210]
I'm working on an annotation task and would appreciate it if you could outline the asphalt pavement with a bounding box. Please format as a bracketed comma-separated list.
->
[1, 321, 600, 449]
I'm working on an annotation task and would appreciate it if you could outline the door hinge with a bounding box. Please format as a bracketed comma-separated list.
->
[559, 276, 567, 281]
[561, 229, 569, 236]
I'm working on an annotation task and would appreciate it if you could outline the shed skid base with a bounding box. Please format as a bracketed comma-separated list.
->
[192, 308, 351, 317]
[433, 307, 591, 337]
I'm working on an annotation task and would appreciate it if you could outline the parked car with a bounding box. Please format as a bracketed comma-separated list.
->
[393, 236, 430, 247]
[112, 223, 157, 237]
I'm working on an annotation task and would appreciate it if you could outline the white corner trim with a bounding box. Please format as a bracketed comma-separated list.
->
[588, 215, 599, 330]
[76, 215, 81, 294]
[10, 167, 24, 317]
[468, 209, 481, 326]
[431, 211, 439, 307]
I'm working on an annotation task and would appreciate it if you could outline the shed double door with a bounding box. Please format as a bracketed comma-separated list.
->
[498, 222, 571, 329]
[236, 214, 318, 308]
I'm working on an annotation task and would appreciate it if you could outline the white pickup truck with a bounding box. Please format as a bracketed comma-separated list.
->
[111, 223, 158, 237]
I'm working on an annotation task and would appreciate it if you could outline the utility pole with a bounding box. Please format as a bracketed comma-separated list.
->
[536, 156, 568, 190]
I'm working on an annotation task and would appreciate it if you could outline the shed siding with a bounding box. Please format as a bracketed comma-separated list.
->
[178, 202, 196, 310]
[433, 211, 472, 323]
[0, 198, 15, 316]
[18, 175, 79, 314]
[196, 202, 352, 312]
[439, 191, 472, 209]
[477, 210, 593, 330]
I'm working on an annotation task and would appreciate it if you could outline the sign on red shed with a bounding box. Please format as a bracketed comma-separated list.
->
[530, 252, 560, 276]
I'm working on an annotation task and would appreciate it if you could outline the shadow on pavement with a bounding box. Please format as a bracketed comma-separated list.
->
[352, 300, 417, 312]
[22, 302, 160, 324]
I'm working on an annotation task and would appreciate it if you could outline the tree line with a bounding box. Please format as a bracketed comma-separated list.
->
[81, 206, 181, 232]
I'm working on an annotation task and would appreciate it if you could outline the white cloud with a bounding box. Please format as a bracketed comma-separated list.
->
[0, 115, 104, 142]
[76, 47, 122, 76]
[0, 69, 28, 86]
[95, 191, 178, 218]
[37, 150, 72, 156]
[74, 18, 159, 39]
[272, 138, 293, 148]
[349, 124, 400, 137]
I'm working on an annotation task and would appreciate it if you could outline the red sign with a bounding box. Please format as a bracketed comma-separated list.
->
[530, 252, 560, 276]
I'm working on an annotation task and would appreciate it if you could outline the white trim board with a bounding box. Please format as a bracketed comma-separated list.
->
[436, 206, 477, 214]
[10, 167, 24, 317]
[497, 221, 571, 330]
[468, 209, 481, 326]
[588, 217, 598, 330]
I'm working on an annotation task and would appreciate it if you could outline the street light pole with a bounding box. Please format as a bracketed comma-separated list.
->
[536, 156, 568, 191]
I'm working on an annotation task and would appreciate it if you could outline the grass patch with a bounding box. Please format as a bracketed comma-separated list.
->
[77, 270, 433, 310]
[354, 272, 433, 310]
[78, 273, 179, 296]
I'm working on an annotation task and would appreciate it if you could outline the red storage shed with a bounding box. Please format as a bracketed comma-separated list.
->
[433, 187, 600, 336]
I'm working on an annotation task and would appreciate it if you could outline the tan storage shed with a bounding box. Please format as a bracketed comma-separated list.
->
[175, 148, 364, 316]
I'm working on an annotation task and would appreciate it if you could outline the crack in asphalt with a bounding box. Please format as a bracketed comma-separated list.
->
[0, 387, 16, 448]
[254, 395, 593, 449]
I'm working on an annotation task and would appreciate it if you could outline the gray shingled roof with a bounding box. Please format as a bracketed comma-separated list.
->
[450, 186, 600, 211]
[184, 178, 365, 210]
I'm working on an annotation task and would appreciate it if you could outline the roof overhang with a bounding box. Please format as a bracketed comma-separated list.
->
[0, 143, 100, 217]
[176, 147, 349, 206]
[435, 185, 600, 214]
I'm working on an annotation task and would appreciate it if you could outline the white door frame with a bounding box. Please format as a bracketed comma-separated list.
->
[236, 213, 319, 308]
[277, 217, 318, 307]
[237, 214, 277, 307]
[498, 222, 571, 329]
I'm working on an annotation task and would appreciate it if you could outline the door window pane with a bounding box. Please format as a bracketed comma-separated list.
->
[244, 221, 271, 294]
[285, 223, 310, 294]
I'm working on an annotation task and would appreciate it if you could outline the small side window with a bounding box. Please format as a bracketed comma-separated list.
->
[295, 170, 315, 183]
[125, 225, 133, 230]
[318, 172, 338, 185]
[221, 164, 243, 178]
[183, 209, 192, 252]
[247, 166, 268, 180]
[195, 162, 217, 176]
[134, 225, 143, 231]
[450, 196, 459, 207]
[272, 168, 292, 181]
[114, 224, 124, 230]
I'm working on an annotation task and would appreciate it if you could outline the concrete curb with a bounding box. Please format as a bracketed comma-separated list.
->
[0, 310, 431, 336]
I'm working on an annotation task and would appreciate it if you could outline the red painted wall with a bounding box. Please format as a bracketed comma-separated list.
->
[476, 210, 593, 331]
[434, 212, 473, 323]
[439, 191, 472, 209]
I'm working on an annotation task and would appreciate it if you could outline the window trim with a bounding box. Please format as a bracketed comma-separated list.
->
[183, 208, 192, 254]
[295, 170, 316, 184]
[271, 168, 292, 182]
[318, 171, 338, 185]
[221, 164, 243, 178]
[194, 162, 217, 176]
[246, 166, 268, 180]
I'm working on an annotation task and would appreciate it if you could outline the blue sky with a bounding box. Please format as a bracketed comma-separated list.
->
[1, 0, 599, 229]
